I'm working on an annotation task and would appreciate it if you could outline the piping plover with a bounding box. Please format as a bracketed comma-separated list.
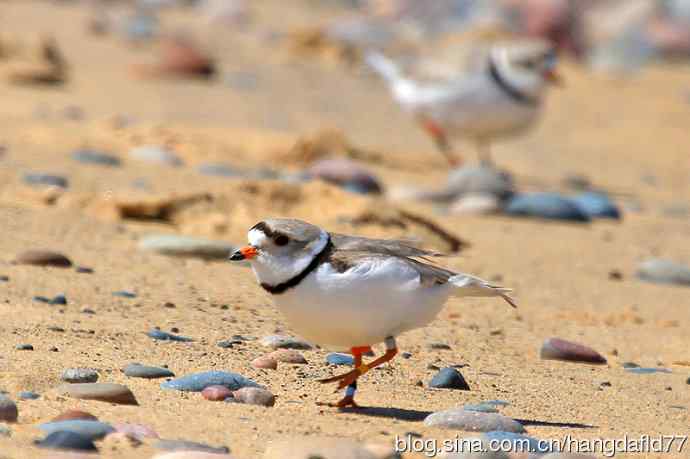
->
[230, 218, 515, 408]
[366, 39, 561, 165]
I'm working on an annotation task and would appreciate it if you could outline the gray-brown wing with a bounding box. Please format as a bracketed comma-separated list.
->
[330, 233, 444, 259]
[326, 249, 456, 288]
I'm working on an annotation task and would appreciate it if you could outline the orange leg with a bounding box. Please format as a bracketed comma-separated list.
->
[418, 117, 460, 167]
[319, 337, 398, 408]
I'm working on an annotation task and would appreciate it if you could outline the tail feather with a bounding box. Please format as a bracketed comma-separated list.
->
[365, 52, 402, 84]
[448, 274, 517, 308]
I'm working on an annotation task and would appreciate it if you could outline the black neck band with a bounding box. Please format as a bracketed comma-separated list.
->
[260, 236, 333, 295]
[488, 57, 537, 107]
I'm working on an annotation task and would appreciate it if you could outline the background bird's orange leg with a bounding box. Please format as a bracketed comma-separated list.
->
[418, 117, 460, 167]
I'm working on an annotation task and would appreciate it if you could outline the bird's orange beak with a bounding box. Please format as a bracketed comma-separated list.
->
[229, 245, 258, 261]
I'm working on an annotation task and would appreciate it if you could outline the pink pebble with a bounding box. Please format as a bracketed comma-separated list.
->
[113, 422, 159, 439]
[267, 349, 307, 364]
[201, 385, 232, 401]
[251, 356, 278, 370]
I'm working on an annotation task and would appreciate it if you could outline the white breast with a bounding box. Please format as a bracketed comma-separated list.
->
[271, 257, 451, 349]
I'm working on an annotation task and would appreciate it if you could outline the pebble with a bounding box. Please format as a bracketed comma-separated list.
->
[161, 371, 261, 392]
[71, 149, 121, 167]
[113, 423, 159, 440]
[123, 363, 175, 379]
[326, 353, 354, 366]
[124, 11, 158, 42]
[39, 420, 115, 440]
[0, 396, 18, 423]
[0, 275, 8, 282]
[57, 383, 138, 405]
[18, 391, 40, 400]
[571, 192, 621, 219]
[449, 193, 501, 215]
[637, 259, 690, 286]
[23, 173, 69, 188]
[307, 158, 382, 195]
[429, 367, 470, 390]
[267, 349, 307, 364]
[263, 436, 389, 459]
[624, 367, 672, 374]
[686, 376, 689, 384]
[484, 400, 510, 407]
[129, 145, 184, 167]
[147, 329, 194, 342]
[201, 385, 232, 401]
[447, 166, 515, 200]
[139, 234, 237, 260]
[112, 290, 137, 298]
[14, 250, 72, 267]
[61, 368, 99, 383]
[36, 431, 97, 452]
[463, 403, 498, 413]
[260, 334, 312, 350]
[540, 338, 607, 364]
[75, 266, 94, 274]
[424, 408, 525, 433]
[15, 344, 34, 351]
[50, 294, 68, 305]
[52, 410, 98, 422]
[0, 425, 10, 437]
[505, 193, 590, 222]
[154, 439, 229, 454]
[197, 163, 243, 178]
[251, 356, 278, 370]
[231, 387, 276, 407]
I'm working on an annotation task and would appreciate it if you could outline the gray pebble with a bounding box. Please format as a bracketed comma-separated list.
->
[429, 367, 470, 390]
[424, 408, 525, 433]
[39, 420, 114, 440]
[23, 173, 68, 188]
[72, 149, 121, 167]
[128, 145, 183, 167]
[147, 329, 194, 342]
[139, 234, 237, 261]
[123, 363, 175, 379]
[15, 344, 33, 351]
[112, 290, 137, 298]
[232, 387, 276, 407]
[61, 368, 99, 383]
[18, 391, 39, 400]
[637, 259, 690, 286]
[260, 334, 312, 350]
[36, 431, 97, 451]
[160, 370, 261, 392]
[154, 439, 229, 454]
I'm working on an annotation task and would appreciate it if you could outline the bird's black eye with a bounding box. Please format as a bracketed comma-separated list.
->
[274, 235, 289, 246]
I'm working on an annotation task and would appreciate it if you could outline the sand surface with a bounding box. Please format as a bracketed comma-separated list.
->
[0, 1, 689, 458]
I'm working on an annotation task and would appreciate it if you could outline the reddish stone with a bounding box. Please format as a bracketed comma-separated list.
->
[51, 409, 98, 422]
[201, 385, 232, 401]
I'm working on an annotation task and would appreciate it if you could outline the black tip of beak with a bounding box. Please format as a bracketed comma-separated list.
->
[229, 250, 245, 261]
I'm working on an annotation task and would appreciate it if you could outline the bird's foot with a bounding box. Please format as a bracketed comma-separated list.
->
[316, 395, 361, 409]
[319, 364, 369, 390]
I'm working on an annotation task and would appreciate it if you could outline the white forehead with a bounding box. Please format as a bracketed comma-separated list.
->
[248, 228, 268, 246]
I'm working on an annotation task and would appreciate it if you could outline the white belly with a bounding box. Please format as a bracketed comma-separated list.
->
[271, 258, 451, 349]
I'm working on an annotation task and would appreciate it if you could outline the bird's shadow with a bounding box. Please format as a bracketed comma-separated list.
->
[338, 407, 598, 430]
[338, 406, 432, 422]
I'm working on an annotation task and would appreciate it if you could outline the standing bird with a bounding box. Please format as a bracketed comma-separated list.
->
[366, 40, 561, 166]
[230, 218, 515, 408]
